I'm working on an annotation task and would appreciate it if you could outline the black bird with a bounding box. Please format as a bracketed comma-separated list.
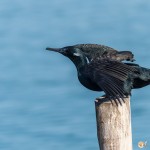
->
[47, 44, 135, 62]
[46, 45, 150, 104]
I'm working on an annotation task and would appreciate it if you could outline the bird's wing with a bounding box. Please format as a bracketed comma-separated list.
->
[109, 51, 135, 62]
[125, 62, 139, 67]
[74, 44, 134, 62]
[86, 59, 137, 102]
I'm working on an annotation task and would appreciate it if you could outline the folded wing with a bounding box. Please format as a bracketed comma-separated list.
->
[85, 59, 137, 100]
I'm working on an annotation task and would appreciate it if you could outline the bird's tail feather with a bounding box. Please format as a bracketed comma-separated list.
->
[133, 67, 150, 88]
[138, 67, 150, 80]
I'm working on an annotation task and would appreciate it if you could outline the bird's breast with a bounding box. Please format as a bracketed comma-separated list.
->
[78, 74, 102, 91]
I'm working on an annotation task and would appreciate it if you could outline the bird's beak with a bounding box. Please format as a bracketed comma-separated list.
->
[46, 47, 67, 55]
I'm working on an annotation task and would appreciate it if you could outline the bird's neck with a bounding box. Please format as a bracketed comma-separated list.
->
[72, 56, 89, 72]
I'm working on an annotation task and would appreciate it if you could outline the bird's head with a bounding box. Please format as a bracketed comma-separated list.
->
[46, 46, 88, 67]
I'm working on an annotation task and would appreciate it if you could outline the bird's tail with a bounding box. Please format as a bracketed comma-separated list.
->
[132, 66, 150, 89]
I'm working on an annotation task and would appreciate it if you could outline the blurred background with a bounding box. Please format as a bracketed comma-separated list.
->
[0, 0, 150, 149]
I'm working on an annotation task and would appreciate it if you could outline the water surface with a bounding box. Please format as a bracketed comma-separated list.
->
[0, 0, 150, 149]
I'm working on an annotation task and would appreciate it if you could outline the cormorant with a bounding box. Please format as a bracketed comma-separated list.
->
[46, 44, 150, 105]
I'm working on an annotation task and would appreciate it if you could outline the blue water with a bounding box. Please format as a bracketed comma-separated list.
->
[0, 0, 150, 149]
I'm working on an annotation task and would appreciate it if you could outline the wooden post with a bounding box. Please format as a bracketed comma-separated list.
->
[95, 96, 132, 150]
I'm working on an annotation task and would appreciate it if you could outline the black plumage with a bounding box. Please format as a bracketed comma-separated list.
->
[46, 44, 150, 104]
[70, 44, 135, 62]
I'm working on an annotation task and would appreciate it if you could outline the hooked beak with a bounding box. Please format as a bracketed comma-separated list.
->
[46, 47, 67, 55]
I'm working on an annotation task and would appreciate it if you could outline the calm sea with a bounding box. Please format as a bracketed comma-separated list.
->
[0, 0, 150, 149]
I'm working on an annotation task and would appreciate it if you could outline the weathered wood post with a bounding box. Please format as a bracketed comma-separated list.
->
[95, 96, 132, 150]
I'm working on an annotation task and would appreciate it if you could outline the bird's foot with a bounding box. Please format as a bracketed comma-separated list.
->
[96, 95, 129, 106]
[96, 94, 106, 100]
[95, 95, 113, 104]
